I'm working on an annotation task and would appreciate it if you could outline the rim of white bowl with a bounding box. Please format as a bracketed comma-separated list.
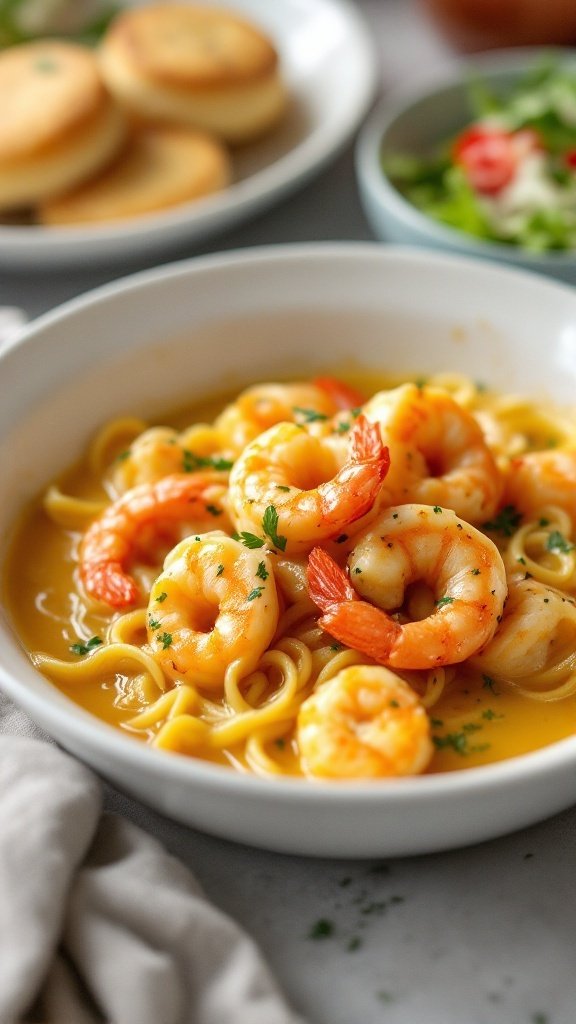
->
[3, 241, 576, 803]
[356, 46, 576, 268]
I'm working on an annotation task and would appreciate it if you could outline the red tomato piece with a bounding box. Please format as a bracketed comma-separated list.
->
[453, 125, 518, 194]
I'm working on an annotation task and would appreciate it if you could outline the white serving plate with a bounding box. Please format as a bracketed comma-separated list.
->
[2, 243, 576, 858]
[0, 0, 376, 269]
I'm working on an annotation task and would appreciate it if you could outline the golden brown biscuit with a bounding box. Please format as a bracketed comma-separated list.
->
[99, 4, 287, 143]
[38, 122, 231, 225]
[0, 41, 127, 209]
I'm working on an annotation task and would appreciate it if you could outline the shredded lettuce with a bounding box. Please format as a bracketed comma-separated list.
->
[384, 58, 576, 252]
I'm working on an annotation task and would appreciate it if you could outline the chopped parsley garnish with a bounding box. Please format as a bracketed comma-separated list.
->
[329, 642, 343, 652]
[262, 505, 287, 552]
[216, 564, 225, 577]
[482, 674, 499, 694]
[155, 591, 167, 603]
[470, 567, 481, 575]
[115, 449, 131, 462]
[158, 632, 173, 649]
[546, 529, 574, 553]
[292, 406, 329, 423]
[182, 450, 233, 473]
[334, 420, 351, 434]
[69, 635, 102, 656]
[247, 586, 265, 601]
[433, 505, 443, 514]
[276, 484, 291, 492]
[483, 504, 522, 536]
[256, 561, 269, 580]
[237, 531, 265, 549]
[205, 504, 222, 517]
[433, 729, 489, 756]
[148, 617, 161, 630]
[436, 595, 455, 607]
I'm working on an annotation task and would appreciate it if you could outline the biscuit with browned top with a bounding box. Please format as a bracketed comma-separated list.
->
[99, 4, 287, 143]
[39, 122, 231, 225]
[0, 41, 126, 209]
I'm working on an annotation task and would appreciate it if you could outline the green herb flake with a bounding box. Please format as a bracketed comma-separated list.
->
[115, 449, 131, 462]
[69, 635, 103, 656]
[238, 531, 265, 549]
[329, 642, 343, 652]
[292, 406, 329, 423]
[433, 505, 443, 514]
[470, 568, 481, 575]
[216, 564, 225, 577]
[158, 631, 173, 650]
[247, 586, 265, 602]
[483, 505, 522, 536]
[256, 561, 269, 580]
[155, 591, 168, 603]
[308, 918, 334, 940]
[482, 674, 499, 694]
[262, 505, 287, 552]
[436, 595, 455, 607]
[353, 567, 362, 574]
[547, 529, 574, 553]
[182, 450, 233, 473]
[148, 617, 161, 631]
[205, 504, 222, 517]
[276, 484, 291, 492]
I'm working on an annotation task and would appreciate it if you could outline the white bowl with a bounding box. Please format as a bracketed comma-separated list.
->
[2, 243, 576, 858]
[356, 49, 576, 284]
[0, 0, 376, 270]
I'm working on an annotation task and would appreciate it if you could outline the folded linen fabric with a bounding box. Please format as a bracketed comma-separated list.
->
[0, 735, 305, 1024]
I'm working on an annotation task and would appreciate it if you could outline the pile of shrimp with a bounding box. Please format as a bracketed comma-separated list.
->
[37, 373, 576, 780]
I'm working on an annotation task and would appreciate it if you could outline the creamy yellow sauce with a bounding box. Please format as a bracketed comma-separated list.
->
[4, 372, 576, 777]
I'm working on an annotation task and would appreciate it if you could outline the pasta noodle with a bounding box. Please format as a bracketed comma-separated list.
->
[5, 371, 576, 780]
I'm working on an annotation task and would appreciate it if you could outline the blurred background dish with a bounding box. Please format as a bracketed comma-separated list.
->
[0, 0, 376, 268]
[420, 0, 576, 53]
[356, 48, 576, 284]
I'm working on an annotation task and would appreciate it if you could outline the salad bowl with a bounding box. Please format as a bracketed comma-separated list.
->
[356, 48, 576, 282]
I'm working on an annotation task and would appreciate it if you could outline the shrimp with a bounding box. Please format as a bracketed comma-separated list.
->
[307, 504, 507, 669]
[80, 472, 230, 608]
[228, 414, 390, 554]
[471, 577, 576, 681]
[504, 450, 576, 526]
[147, 532, 279, 689]
[111, 424, 231, 493]
[297, 665, 433, 778]
[364, 383, 503, 522]
[214, 377, 363, 455]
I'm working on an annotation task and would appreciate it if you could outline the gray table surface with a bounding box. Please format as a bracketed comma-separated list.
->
[3, 4, 576, 1023]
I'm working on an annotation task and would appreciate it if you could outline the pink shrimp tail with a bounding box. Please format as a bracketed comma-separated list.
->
[320, 415, 390, 526]
[320, 602, 400, 665]
[307, 546, 357, 612]
[82, 562, 140, 608]
[307, 546, 399, 664]
[313, 376, 365, 411]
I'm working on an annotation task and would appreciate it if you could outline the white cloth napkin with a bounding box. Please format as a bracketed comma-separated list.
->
[0, 727, 305, 1024]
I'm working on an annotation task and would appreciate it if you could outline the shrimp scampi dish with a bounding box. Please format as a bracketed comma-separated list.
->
[7, 370, 576, 780]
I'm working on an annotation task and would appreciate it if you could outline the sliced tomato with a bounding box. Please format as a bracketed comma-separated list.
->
[453, 125, 518, 195]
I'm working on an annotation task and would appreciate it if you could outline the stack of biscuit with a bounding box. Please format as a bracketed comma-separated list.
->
[0, 3, 287, 226]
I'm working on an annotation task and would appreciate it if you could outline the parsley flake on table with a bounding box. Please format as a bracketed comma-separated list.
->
[308, 918, 334, 940]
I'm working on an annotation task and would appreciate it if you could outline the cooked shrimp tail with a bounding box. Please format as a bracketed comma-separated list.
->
[307, 547, 399, 660]
[321, 415, 390, 526]
[312, 376, 365, 411]
[307, 545, 357, 612]
[80, 471, 229, 608]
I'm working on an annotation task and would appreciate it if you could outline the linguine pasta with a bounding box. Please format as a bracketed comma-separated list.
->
[5, 371, 576, 779]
